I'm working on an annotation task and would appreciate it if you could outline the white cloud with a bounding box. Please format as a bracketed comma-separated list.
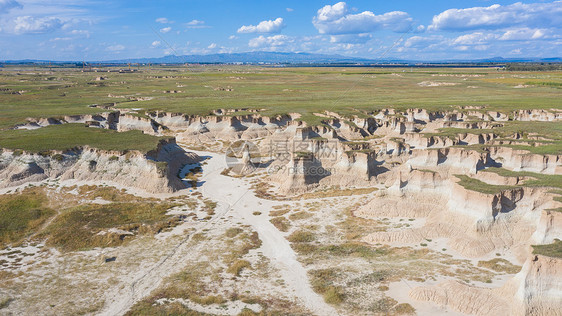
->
[70, 29, 90, 38]
[186, 19, 209, 29]
[0, 0, 21, 14]
[208, 43, 217, 49]
[499, 28, 551, 41]
[453, 32, 496, 45]
[187, 19, 204, 26]
[415, 25, 425, 33]
[106, 44, 125, 52]
[151, 40, 161, 48]
[238, 17, 285, 34]
[155, 17, 171, 24]
[429, 1, 562, 31]
[329, 33, 371, 44]
[248, 34, 293, 48]
[404, 35, 444, 48]
[12, 16, 65, 34]
[228, 35, 238, 40]
[286, 8, 294, 12]
[160, 27, 171, 33]
[313, 2, 414, 34]
[49, 37, 71, 41]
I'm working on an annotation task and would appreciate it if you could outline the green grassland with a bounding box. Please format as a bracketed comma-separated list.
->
[0, 123, 168, 153]
[0, 188, 55, 248]
[426, 120, 562, 155]
[0, 187, 184, 251]
[0, 65, 560, 151]
[43, 201, 180, 252]
[533, 239, 562, 258]
[482, 168, 562, 190]
[0, 65, 561, 128]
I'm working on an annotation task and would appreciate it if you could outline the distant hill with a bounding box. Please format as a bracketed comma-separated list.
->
[1, 52, 561, 65]
[104, 52, 381, 64]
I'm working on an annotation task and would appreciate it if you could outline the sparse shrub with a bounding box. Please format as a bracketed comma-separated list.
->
[309, 269, 345, 305]
[109, 155, 119, 162]
[270, 209, 290, 217]
[289, 211, 313, 221]
[323, 286, 344, 304]
[291, 243, 317, 255]
[225, 228, 243, 238]
[287, 230, 316, 243]
[194, 295, 226, 305]
[270, 216, 290, 232]
[0, 297, 13, 309]
[203, 200, 217, 216]
[192, 233, 207, 242]
[51, 153, 64, 162]
[477, 258, 522, 274]
[252, 211, 262, 216]
[394, 303, 416, 315]
[227, 260, 251, 276]
[370, 297, 398, 313]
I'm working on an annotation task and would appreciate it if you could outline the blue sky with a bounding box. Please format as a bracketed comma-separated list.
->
[0, 0, 560, 61]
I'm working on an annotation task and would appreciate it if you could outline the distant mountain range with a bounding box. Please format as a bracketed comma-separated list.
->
[2, 52, 561, 65]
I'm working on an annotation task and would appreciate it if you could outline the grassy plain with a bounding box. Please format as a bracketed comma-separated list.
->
[0, 123, 168, 153]
[0, 65, 561, 128]
[1, 65, 560, 152]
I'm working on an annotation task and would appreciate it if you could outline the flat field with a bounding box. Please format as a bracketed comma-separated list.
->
[0, 65, 561, 128]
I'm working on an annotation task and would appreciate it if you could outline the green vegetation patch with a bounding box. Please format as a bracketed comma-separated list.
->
[483, 167, 562, 190]
[0, 124, 167, 153]
[270, 216, 291, 232]
[288, 211, 313, 221]
[226, 259, 251, 276]
[0, 189, 55, 248]
[477, 258, 522, 274]
[43, 202, 178, 251]
[287, 230, 316, 243]
[125, 301, 211, 315]
[455, 175, 518, 194]
[532, 239, 562, 258]
[308, 268, 345, 305]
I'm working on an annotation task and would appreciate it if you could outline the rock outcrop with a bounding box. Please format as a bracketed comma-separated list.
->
[0, 139, 200, 193]
[410, 254, 562, 316]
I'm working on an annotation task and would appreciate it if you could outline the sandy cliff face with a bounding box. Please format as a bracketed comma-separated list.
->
[505, 255, 562, 315]
[0, 139, 200, 193]
[407, 147, 490, 174]
[410, 255, 562, 316]
[361, 168, 557, 260]
[489, 147, 562, 174]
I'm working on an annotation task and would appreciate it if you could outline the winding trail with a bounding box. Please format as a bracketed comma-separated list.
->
[100, 149, 336, 316]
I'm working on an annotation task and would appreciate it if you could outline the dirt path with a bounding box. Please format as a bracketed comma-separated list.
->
[195, 150, 338, 316]
[100, 150, 337, 316]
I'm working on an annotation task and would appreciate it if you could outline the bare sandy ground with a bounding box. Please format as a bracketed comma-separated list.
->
[99, 148, 336, 315]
